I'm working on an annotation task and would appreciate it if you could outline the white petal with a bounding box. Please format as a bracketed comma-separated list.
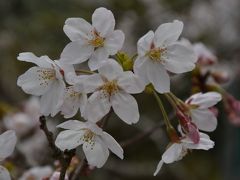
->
[60, 41, 94, 64]
[85, 121, 103, 136]
[92, 7, 115, 37]
[0, 130, 17, 160]
[162, 143, 183, 164]
[88, 48, 108, 71]
[111, 92, 139, 124]
[153, 20, 183, 46]
[146, 61, 170, 93]
[137, 31, 154, 56]
[104, 30, 125, 55]
[63, 18, 93, 41]
[187, 92, 222, 109]
[85, 91, 111, 123]
[98, 59, 123, 80]
[101, 132, 123, 159]
[153, 160, 164, 176]
[40, 80, 65, 116]
[55, 130, 85, 151]
[17, 52, 52, 68]
[117, 71, 145, 94]
[57, 120, 87, 130]
[0, 166, 11, 180]
[133, 56, 150, 84]
[79, 93, 88, 117]
[56, 62, 75, 83]
[183, 133, 214, 150]
[61, 86, 87, 118]
[83, 137, 109, 168]
[164, 43, 197, 73]
[79, 74, 104, 93]
[17, 67, 54, 96]
[191, 109, 217, 132]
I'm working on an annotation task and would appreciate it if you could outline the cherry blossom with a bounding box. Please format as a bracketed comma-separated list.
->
[154, 132, 214, 176]
[17, 52, 67, 116]
[80, 60, 144, 124]
[134, 20, 197, 93]
[185, 92, 222, 132]
[0, 130, 17, 180]
[55, 120, 123, 168]
[60, 7, 125, 70]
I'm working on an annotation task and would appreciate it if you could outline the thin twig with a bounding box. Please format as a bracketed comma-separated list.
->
[120, 122, 164, 148]
[39, 116, 75, 180]
[120, 113, 175, 148]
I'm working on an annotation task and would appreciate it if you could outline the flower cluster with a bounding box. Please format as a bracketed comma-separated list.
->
[17, 7, 223, 177]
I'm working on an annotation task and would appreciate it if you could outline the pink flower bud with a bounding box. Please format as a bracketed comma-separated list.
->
[176, 110, 200, 144]
[224, 94, 240, 126]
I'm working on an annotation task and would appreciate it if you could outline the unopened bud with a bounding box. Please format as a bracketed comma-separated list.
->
[116, 51, 133, 71]
[176, 110, 200, 144]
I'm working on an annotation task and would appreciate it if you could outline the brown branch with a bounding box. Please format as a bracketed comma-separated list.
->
[39, 116, 75, 180]
[120, 121, 164, 148]
[120, 113, 175, 148]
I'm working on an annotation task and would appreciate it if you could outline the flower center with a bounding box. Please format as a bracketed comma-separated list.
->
[67, 86, 81, 98]
[89, 30, 104, 48]
[37, 68, 56, 86]
[81, 129, 95, 145]
[147, 48, 166, 61]
[100, 80, 119, 96]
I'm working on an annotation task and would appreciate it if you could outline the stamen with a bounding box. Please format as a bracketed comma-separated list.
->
[67, 86, 81, 98]
[80, 129, 96, 149]
[89, 30, 105, 48]
[147, 46, 166, 62]
[99, 80, 119, 97]
[37, 68, 56, 86]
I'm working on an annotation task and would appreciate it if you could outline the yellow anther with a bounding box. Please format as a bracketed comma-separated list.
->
[100, 80, 119, 96]
[82, 129, 95, 144]
[89, 30, 105, 48]
[147, 48, 166, 62]
[37, 69, 56, 86]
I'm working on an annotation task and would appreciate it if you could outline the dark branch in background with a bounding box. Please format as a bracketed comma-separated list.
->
[39, 116, 75, 180]
[120, 121, 165, 148]
[121, 113, 175, 148]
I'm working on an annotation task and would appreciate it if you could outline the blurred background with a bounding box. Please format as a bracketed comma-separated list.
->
[0, 0, 240, 179]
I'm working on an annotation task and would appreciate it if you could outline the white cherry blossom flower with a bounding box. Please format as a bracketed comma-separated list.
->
[0, 130, 17, 180]
[17, 52, 67, 116]
[185, 92, 222, 132]
[55, 120, 123, 168]
[134, 20, 197, 93]
[19, 166, 53, 180]
[80, 60, 144, 124]
[61, 7, 125, 70]
[154, 132, 214, 176]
